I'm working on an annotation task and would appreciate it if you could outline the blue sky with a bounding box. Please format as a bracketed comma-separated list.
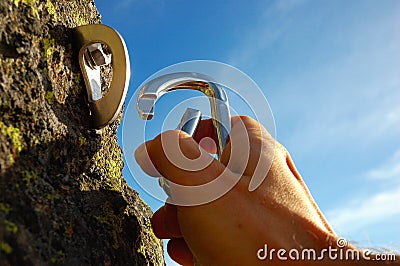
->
[95, 0, 400, 263]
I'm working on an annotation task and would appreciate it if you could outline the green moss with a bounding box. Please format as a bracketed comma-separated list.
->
[95, 202, 123, 249]
[70, 1, 89, 26]
[136, 226, 159, 259]
[1, 219, 18, 234]
[45, 0, 57, 20]
[43, 35, 54, 62]
[49, 250, 65, 264]
[92, 144, 123, 192]
[78, 135, 86, 146]
[0, 121, 22, 153]
[45, 91, 54, 105]
[138, 244, 147, 257]
[147, 228, 158, 243]
[104, 159, 122, 190]
[0, 241, 12, 254]
[7, 154, 15, 166]
[46, 191, 61, 202]
[21, 170, 37, 186]
[0, 203, 12, 215]
[13, 0, 39, 18]
[73, 73, 83, 94]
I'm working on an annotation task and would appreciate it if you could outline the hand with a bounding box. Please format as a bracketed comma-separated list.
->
[135, 116, 390, 265]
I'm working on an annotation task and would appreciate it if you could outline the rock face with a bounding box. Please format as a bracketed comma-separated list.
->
[0, 1, 164, 265]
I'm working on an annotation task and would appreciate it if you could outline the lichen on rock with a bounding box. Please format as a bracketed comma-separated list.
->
[0, 0, 164, 265]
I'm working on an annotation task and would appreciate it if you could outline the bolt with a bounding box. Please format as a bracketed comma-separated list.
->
[84, 43, 112, 69]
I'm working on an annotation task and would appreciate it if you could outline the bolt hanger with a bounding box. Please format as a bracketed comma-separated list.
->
[73, 24, 130, 129]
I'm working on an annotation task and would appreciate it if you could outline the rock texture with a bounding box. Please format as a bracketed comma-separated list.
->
[0, 0, 164, 265]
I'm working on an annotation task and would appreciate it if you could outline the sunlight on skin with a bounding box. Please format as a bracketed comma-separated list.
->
[136, 116, 400, 265]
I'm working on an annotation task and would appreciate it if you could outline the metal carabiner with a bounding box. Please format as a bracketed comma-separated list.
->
[73, 24, 130, 129]
[136, 72, 231, 159]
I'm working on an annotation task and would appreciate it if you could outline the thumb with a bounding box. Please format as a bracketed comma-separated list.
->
[135, 129, 226, 186]
[135, 130, 241, 206]
[135, 130, 241, 205]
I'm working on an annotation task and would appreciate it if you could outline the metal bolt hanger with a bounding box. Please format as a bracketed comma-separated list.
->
[73, 24, 130, 129]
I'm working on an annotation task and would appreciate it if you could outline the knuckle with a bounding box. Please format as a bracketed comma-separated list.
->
[153, 130, 180, 145]
[236, 115, 255, 125]
[274, 141, 289, 158]
[149, 130, 189, 160]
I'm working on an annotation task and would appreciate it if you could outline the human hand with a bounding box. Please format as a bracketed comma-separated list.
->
[135, 116, 362, 265]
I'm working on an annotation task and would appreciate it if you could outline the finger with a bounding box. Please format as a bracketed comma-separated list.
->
[193, 116, 256, 142]
[192, 117, 250, 154]
[192, 119, 217, 143]
[197, 136, 218, 154]
[134, 143, 161, 177]
[193, 117, 268, 159]
[135, 116, 256, 173]
[151, 204, 182, 239]
[192, 119, 218, 154]
[220, 116, 275, 191]
[135, 116, 273, 190]
[193, 117, 250, 142]
[167, 238, 194, 266]
[142, 129, 226, 186]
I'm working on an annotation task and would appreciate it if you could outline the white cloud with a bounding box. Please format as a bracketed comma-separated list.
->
[326, 150, 400, 238]
[226, 1, 400, 154]
[227, 0, 309, 67]
[327, 185, 400, 235]
[367, 149, 400, 180]
[300, 95, 400, 151]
